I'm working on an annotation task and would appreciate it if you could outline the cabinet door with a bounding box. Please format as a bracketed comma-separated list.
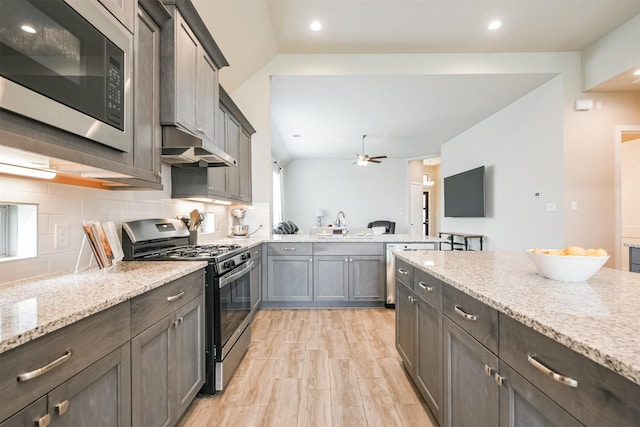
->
[498, 362, 582, 427]
[267, 256, 313, 301]
[415, 299, 443, 426]
[0, 397, 47, 427]
[250, 259, 262, 312]
[226, 115, 241, 199]
[174, 297, 205, 418]
[196, 52, 218, 143]
[443, 317, 499, 427]
[238, 129, 252, 202]
[131, 315, 174, 427]
[348, 256, 385, 301]
[48, 344, 131, 427]
[133, 6, 161, 177]
[206, 106, 228, 197]
[314, 256, 348, 301]
[174, 13, 199, 134]
[395, 282, 416, 374]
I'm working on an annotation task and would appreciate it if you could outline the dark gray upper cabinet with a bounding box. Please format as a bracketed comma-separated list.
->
[133, 4, 163, 178]
[238, 129, 253, 202]
[160, 6, 219, 145]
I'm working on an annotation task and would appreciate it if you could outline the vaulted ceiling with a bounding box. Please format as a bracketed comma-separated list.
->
[193, 1, 640, 163]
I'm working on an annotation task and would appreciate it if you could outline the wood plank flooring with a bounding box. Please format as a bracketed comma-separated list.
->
[179, 309, 436, 427]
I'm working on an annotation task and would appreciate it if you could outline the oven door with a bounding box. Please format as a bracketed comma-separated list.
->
[218, 260, 253, 357]
[0, 0, 133, 152]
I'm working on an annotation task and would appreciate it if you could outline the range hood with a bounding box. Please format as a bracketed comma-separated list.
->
[161, 126, 237, 167]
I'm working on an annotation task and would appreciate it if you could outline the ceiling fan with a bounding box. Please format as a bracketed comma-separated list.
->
[354, 135, 387, 167]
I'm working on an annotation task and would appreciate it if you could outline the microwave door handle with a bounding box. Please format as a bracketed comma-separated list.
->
[219, 260, 254, 288]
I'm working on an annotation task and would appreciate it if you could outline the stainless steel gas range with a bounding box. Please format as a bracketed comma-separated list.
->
[122, 218, 252, 393]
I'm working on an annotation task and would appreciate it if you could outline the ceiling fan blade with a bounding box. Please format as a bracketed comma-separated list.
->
[368, 159, 382, 163]
[368, 155, 387, 160]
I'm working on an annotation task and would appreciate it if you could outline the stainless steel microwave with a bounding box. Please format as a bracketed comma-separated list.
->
[0, 0, 133, 152]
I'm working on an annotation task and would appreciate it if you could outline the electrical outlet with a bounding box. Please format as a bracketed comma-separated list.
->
[570, 202, 578, 211]
[546, 203, 557, 212]
[55, 224, 69, 248]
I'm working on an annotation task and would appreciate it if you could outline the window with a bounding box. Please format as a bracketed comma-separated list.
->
[0, 203, 38, 261]
[272, 162, 283, 227]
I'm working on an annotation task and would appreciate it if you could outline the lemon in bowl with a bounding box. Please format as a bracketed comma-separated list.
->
[526, 246, 609, 282]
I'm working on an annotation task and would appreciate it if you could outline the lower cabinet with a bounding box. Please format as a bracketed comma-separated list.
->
[267, 255, 313, 301]
[1, 345, 131, 427]
[131, 295, 205, 427]
[630, 247, 640, 273]
[396, 264, 636, 427]
[348, 255, 385, 301]
[314, 256, 349, 301]
[443, 317, 499, 427]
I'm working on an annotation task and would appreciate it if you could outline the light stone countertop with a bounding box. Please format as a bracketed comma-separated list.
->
[212, 233, 444, 245]
[0, 261, 207, 354]
[394, 250, 640, 385]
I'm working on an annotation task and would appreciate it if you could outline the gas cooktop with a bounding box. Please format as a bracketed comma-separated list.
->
[141, 244, 244, 261]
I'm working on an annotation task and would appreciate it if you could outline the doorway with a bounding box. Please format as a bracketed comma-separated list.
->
[615, 126, 640, 270]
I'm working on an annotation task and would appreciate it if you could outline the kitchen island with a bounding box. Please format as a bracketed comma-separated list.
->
[394, 250, 639, 426]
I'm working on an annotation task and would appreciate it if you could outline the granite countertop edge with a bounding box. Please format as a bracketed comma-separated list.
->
[395, 251, 640, 386]
[0, 261, 208, 354]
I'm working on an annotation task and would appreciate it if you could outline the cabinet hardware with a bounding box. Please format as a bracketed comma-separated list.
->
[37, 414, 51, 427]
[309, 258, 312, 262]
[197, 127, 204, 133]
[454, 305, 477, 321]
[173, 317, 184, 328]
[408, 296, 416, 304]
[167, 291, 185, 302]
[418, 282, 433, 292]
[484, 364, 495, 377]
[527, 353, 578, 388]
[283, 247, 297, 251]
[17, 349, 72, 382]
[494, 373, 506, 386]
[55, 400, 69, 415]
[345, 258, 349, 262]
[398, 268, 409, 276]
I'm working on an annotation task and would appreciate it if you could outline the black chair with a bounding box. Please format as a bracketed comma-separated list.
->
[367, 220, 396, 234]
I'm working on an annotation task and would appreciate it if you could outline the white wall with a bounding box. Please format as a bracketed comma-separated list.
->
[0, 165, 232, 284]
[283, 159, 408, 234]
[441, 77, 565, 251]
[582, 14, 640, 90]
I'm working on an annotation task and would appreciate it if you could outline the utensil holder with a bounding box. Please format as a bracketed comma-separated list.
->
[189, 230, 198, 245]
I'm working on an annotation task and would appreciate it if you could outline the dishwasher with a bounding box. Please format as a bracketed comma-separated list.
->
[386, 242, 438, 307]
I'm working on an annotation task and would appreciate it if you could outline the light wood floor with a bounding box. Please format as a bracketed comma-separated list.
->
[179, 308, 436, 427]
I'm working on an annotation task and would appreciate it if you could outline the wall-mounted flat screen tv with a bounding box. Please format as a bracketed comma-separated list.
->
[444, 166, 486, 217]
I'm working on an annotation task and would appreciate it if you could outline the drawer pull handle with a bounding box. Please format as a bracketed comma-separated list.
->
[418, 282, 433, 292]
[167, 291, 185, 302]
[17, 350, 72, 382]
[408, 296, 416, 304]
[527, 353, 578, 388]
[484, 364, 495, 377]
[283, 247, 297, 251]
[55, 400, 69, 415]
[37, 414, 51, 427]
[454, 305, 477, 321]
[398, 268, 409, 276]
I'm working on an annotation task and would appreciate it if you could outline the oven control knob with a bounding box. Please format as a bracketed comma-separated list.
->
[242, 252, 251, 260]
[224, 260, 235, 269]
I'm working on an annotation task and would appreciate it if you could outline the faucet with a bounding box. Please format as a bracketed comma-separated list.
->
[335, 211, 346, 227]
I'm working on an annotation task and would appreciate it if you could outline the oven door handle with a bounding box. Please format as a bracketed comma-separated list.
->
[219, 260, 254, 288]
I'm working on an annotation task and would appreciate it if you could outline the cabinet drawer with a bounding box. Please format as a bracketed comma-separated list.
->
[499, 314, 640, 426]
[268, 242, 313, 256]
[314, 242, 383, 256]
[131, 270, 204, 337]
[395, 258, 414, 289]
[0, 302, 130, 421]
[443, 285, 498, 354]
[413, 269, 442, 311]
[249, 244, 262, 260]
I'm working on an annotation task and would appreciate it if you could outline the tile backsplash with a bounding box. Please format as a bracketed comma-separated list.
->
[0, 164, 234, 284]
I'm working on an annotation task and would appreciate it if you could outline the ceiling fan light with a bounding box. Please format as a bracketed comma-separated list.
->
[357, 159, 368, 167]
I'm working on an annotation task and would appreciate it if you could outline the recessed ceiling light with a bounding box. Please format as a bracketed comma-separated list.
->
[488, 20, 502, 31]
[634, 69, 640, 76]
[292, 134, 301, 138]
[21, 24, 36, 34]
[310, 21, 322, 32]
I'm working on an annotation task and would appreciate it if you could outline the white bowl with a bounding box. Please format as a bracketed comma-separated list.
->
[526, 249, 609, 282]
